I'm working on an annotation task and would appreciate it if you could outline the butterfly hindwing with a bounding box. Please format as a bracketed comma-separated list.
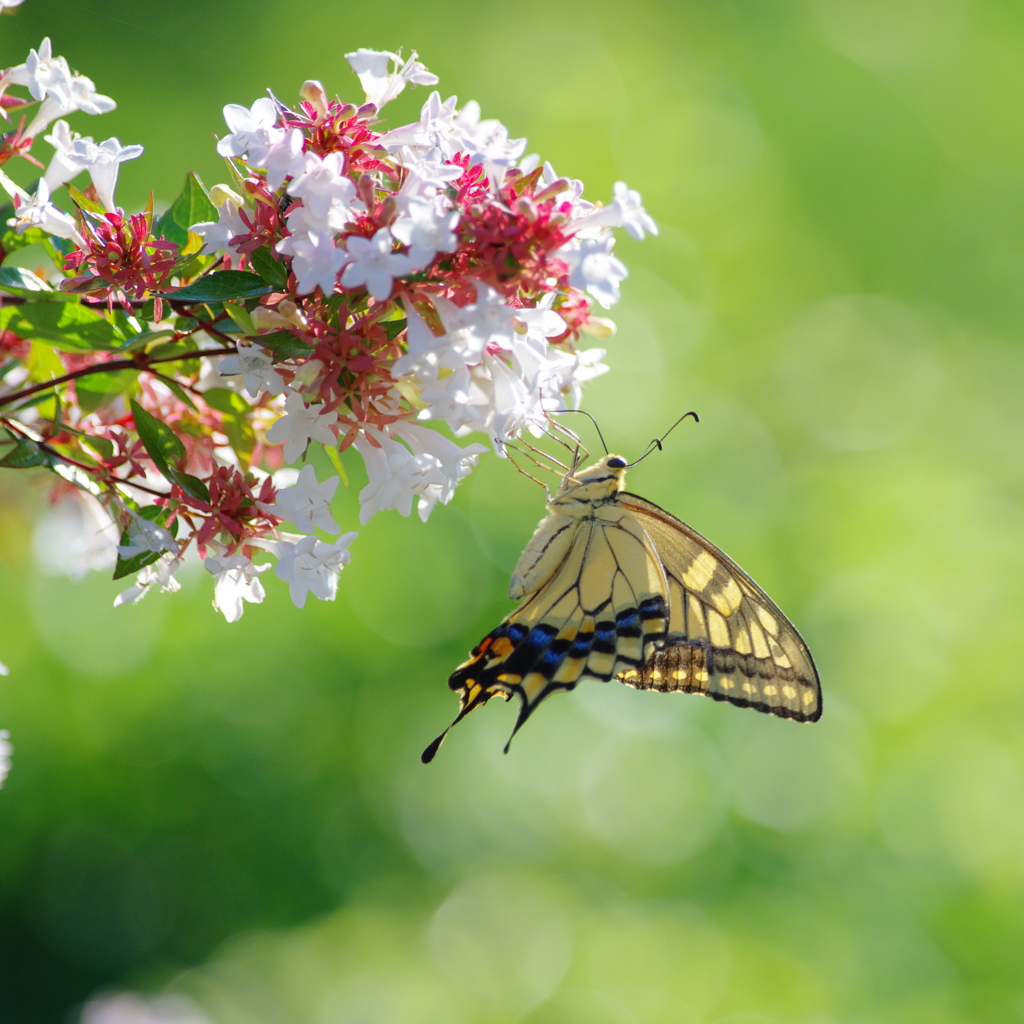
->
[617, 492, 821, 722]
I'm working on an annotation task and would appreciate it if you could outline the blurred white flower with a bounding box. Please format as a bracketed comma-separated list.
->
[2, 174, 86, 247]
[266, 389, 338, 463]
[113, 553, 184, 607]
[117, 513, 179, 560]
[564, 235, 629, 309]
[257, 463, 340, 534]
[32, 493, 119, 581]
[271, 532, 357, 609]
[0, 730, 10, 789]
[574, 180, 657, 240]
[80, 991, 212, 1024]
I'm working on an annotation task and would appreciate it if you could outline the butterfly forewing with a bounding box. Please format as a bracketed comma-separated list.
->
[617, 492, 821, 722]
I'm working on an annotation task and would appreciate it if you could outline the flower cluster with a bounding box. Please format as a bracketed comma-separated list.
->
[0, 40, 654, 622]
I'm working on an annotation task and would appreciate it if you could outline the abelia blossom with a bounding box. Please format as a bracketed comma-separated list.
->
[0, 42, 654, 623]
[70, 135, 143, 210]
[204, 542, 270, 623]
[219, 342, 286, 399]
[270, 532, 358, 608]
[265, 390, 338, 462]
[258, 464, 340, 534]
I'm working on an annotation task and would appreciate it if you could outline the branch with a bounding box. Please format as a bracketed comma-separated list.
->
[0, 344, 237, 408]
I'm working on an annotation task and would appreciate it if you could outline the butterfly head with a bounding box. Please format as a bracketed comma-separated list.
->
[552, 454, 628, 510]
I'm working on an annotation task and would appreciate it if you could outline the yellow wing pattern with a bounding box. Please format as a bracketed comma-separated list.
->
[422, 504, 668, 763]
[618, 493, 821, 722]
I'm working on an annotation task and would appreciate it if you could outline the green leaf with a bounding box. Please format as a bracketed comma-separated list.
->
[162, 378, 198, 411]
[157, 270, 271, 303]
[169, 171, 218, 232]
[0, 302, 123, 352]
[203, 387, 255, 468]
[113, 504, 179, 580]
[130, 398, 185, 479]
[66, 183, 106, 216]
[0, 438, 51, 468]
[223, 301, 256, 335]
[249, 245, 288, 289]
[254, 330, 315, 359]
[154, 209, 188, 249]
[383, 317, 407, 341]
[0, 225, 49, 258]
[0, 266, 75, 301]
[114, 329, 176, 352]
[168, 468, 211, 502]
[75, 368, 136, 415]
[81, 434, 115, 461]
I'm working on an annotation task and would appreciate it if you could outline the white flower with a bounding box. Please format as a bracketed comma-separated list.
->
[117, 513, 180, 560]
[284, 195, 352, 243]
[276, 231, 347, 296]
[565, 235, 629, 308]
[216, 97, 279, 160]
[191, 191, 248, 257]
[353, 426, 485, 523]
[218, 341, 285, 399]
[204, 543, 269, 623]
[433, 281, 517, 362]
[0, 0, 25, 10]
[70, 136, 144, 211]
[272, 533, 357, 609]
[0, 730, 10, 790]
[392, 196, 458, 270]
[265, 389, 338, 463]
[66, 74, 116, 117]
[113, 552, 184, 607]
[4, 39, 72, 106]
[390, 422, 487, 520]
[0, 661, 7, 677]
[2, 174, 86, 247]
[257, 463, 339, 534]
[31, 493, 118, 582]
[42, 120, 91, 191]
[379, 91, 461, 154]
[345, 48, 438, 109]
[573, 181, 657, 240]
[541, 345, 609, 409]
[287, 151, 356, 218]
[513, 292, 568, 339]
[390, 299, 461, 382]
[395, 145, 463, 197]
[262, 127, 306, 191]
[340, 227, 414, 301]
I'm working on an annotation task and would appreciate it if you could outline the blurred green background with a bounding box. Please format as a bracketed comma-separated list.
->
[3, 0, 1024, 1021]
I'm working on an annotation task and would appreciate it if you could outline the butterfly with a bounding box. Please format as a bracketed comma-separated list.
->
[422, 448, 821, 763]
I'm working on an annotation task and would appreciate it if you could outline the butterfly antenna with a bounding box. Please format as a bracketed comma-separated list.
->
[626, 411, 699, 468]
[547, 408, 610, 455]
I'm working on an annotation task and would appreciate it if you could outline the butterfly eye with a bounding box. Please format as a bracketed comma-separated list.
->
[607, 457, 627, 468]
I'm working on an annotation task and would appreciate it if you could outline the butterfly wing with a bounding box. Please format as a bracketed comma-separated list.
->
[617, 492, 821, 722]
[422, 504, 669, 762]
